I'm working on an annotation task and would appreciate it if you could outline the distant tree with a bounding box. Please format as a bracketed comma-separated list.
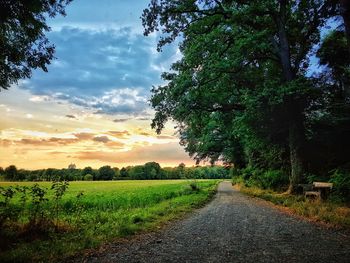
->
[83, 173, 93, 181]
[82, 166, 94, 176]
[113, 167, 120, 179]
[144, 162, 162, 179]
[4, 165, 17, 180]
[16, 169, 29, 181]
[43, 168, 55, 181]
[128, 165, 145, 180]
[120, 167, 128, 177]
[98, 166, 115, 180]
[176, 163, 186, 179]
[0, 167, 4, 175]
[68, 163, 76, 170]
[0, 0, 72, 90]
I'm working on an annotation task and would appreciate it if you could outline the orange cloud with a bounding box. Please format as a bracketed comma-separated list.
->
[18, 137, 78, 146]
[0, 139, 12, 147]
[108, 130, 130, 138]
[73, 132, 95, 140]
[76, 142, 193, 166]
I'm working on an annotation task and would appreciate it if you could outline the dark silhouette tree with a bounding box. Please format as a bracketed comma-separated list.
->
[97, 166, 115, 181]
[0, 0, 72, 90]
[4, 165, 17, 180]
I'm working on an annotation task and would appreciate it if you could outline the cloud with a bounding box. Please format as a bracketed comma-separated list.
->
[76, 142, 192, 165]
[157, 135, 175, 140]
[108, 130, 130, 138]
[29, 95, 50, 102]
[136, 117, 150, 121]
[92, 135, 110, 143]
[73, 132, 94, 140]
[105, 141, 124, 148]
[0, 139, 12, 147]
[65, 114, 76, 119]
[20, 27, 177, 116]
[17, 137, 78, 146]
[113, 118, 130, 123]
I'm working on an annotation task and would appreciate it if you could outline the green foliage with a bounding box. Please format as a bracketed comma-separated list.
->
[51, 180, 69, 226]
[330, 169, 350, 203]
[259, 170, 289, 190]
[29, 184, 49, 225]
[1, 163, 229, 182]
[0, 180, 218, 262]
[233, 168, 288, 191]
[0, 186, 18, 228]
[0, 0, 72, 89]
[239, 185, 350, 229]
[142, 0, 350, 191]
[4, 165, 17, 181]
[97, 166, 115, 180]
[83, 174, 93, 181]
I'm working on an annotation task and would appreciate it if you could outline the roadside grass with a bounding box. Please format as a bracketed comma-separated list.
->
[234, 183, 350, 229]
[0, 180, 218, 262]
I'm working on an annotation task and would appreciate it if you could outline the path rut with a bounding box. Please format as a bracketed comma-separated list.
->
[80, 181, 350, 263]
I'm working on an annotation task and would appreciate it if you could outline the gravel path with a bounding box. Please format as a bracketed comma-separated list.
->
[80, 181, 350, 263]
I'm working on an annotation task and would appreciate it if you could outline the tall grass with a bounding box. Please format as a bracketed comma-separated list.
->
[0, 180, 218, 262]
[235, 183, 350, 229]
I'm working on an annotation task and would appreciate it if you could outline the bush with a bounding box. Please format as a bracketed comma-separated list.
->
[330, 169, 350, 203]
[83, 174, 93, 181]
[234, 167, 288, 191]
[260, 170, 289, 190]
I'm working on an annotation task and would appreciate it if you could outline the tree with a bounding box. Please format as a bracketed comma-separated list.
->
[144, 162, 162, 179]
[4, 165, 17, 180]
[82, 166, 94, 176]
[113, 167, 120, 179]
[317, 30, 350, 98]
[68, 163, 76, 170]
[97, 166, 115, 180]
[142, 0, 341, 191]
[0, 0, 72, 90]
[120, 167, 128, 177]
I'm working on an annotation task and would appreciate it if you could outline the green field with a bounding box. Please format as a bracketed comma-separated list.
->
[0, 180, 219, 262]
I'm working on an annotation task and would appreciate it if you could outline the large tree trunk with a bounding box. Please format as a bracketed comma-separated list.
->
[277, 0, 305, 192]
[287, 103, 305, 192]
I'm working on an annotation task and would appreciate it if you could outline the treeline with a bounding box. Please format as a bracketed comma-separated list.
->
[0, 162, 230, 181]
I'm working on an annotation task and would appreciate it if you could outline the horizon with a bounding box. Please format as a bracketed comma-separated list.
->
[0, 0, 196, 170]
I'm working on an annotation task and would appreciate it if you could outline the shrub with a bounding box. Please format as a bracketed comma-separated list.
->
[330, 169, 350, 203]
[260, 170, 289, 190]
[84, 174, 93, 181]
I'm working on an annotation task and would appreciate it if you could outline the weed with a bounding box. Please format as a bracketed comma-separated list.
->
[51, 180, 69, 228]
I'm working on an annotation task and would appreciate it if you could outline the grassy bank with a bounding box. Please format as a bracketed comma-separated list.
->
[234, 183, 350, 229]
[0, 180, 218, 262]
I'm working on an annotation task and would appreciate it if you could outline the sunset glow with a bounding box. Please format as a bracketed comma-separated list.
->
[0, 0, 194, 169]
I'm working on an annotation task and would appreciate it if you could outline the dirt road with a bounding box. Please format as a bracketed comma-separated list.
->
[81, 181, 350, 263]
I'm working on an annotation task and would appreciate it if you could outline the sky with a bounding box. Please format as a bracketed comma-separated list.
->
[0, 0, 195, 170]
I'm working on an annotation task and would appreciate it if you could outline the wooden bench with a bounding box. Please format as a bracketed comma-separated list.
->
[304, 182, 333, 200]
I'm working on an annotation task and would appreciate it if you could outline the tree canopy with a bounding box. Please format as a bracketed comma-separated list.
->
[0, 0, 72, 90]
[142, 0, 350, 191]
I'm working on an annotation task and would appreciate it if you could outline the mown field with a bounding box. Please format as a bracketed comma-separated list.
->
[0, 180, 219, 262]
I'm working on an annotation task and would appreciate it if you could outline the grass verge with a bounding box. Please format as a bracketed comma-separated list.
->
[234, 183, 350, 230]
[0, 180, 219, 262]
